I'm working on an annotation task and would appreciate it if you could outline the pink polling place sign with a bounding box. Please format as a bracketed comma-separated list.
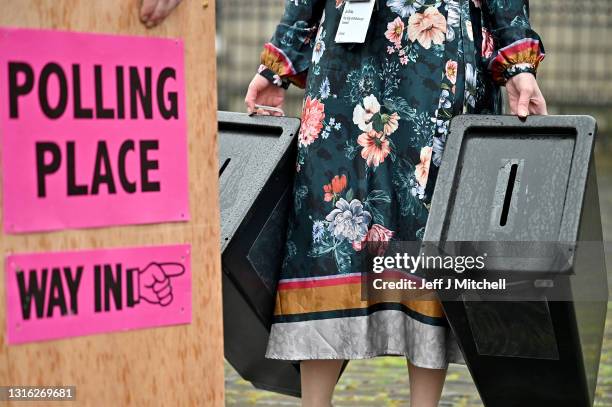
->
[0, 27, 189, 233]
[5, 244, 191, 344]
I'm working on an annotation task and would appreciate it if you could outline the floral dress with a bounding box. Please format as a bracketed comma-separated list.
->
[257, 0, 544, 368]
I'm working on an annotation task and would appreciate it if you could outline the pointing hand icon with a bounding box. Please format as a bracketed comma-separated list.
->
[134, 263, 185, 306]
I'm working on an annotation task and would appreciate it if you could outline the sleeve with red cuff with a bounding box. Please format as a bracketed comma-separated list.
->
[258, 0, 326, 89]
[482, 0, 545, 85]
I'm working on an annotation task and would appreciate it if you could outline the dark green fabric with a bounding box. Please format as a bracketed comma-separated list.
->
[263, 0, 544, 286]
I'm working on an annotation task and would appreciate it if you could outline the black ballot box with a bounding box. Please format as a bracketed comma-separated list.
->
[423, 115, 608, 407]
[218, 111, 301, 396]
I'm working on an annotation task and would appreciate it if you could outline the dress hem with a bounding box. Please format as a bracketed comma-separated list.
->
[265, 350, 460, 370]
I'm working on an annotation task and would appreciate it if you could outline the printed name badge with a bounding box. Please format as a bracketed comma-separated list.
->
[335, 0, 376, 44]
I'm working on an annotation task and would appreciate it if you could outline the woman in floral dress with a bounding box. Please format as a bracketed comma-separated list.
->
[245, 0, 547, 405]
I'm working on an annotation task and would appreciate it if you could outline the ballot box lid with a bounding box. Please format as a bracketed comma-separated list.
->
[218, 112, 303, 397]
[218, 111, 300, 252]
[423, 115, 597, 273]
[423, 116, 607, 407]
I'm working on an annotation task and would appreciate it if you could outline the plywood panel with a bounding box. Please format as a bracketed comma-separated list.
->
[0, 1, 223, 405]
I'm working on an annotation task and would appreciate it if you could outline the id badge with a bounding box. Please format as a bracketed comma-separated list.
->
[334, 0, 376, 44]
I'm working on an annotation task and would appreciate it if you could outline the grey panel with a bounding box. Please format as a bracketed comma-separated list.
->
[218, 112, 298, 252]
[462, 298, 559, 360]
[445, 132, 575, 241]
[218, 112, 302, 396]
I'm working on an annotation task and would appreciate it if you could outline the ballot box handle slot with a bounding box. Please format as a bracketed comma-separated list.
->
[218, 121, 284, 137]
[500, 163, 518, 227]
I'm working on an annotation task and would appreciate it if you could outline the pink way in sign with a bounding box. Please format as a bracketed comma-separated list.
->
[5, 244, 192, 344]
[0, 27, 190, 233]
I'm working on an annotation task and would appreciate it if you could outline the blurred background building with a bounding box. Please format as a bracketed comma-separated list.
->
[216, 0, 612, 143]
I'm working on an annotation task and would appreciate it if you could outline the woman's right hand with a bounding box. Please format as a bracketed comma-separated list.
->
[244, 74, 286, 116]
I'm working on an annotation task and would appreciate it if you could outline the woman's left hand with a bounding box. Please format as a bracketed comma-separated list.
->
[506, 72, 548, 118]
[140, 0, 182, 28]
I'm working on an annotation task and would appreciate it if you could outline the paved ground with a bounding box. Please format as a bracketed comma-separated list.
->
[225, 144, 612, 406]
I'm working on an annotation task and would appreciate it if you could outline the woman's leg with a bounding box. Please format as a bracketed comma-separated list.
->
[408, 361, 447, 407]
[300, 360, 344, 407]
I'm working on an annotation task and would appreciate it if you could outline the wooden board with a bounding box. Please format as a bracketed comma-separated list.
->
[0, 0, 223, 405]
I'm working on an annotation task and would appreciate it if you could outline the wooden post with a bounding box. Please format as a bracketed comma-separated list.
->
[0, 0, 223, 405]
